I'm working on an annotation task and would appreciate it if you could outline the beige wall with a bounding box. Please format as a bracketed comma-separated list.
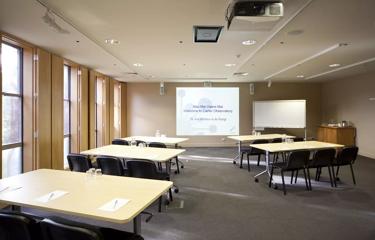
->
[126, 82, 322, 147]
[322, 71, 375, 159]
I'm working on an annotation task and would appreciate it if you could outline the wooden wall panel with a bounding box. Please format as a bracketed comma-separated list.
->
[79, 67, 89, 151]
[51, 55, 64, 170]
[104, 77, 110, 145]
[36, 48, 52, 169]
[22, 45, 34, 173]
[109, 78, 115, 141]
[88, 70, 97, 149]
[120, 82, 127, 137]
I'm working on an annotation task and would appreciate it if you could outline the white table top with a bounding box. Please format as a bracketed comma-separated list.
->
[0, 169, 172, 224]
[81, 145, 185, 162]
[122, 136, 189, 145]
[250, 141, 344, 153]
[227, 134, 295, 142]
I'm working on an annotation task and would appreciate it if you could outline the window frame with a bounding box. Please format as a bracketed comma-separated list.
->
[63, 64, 72, 157]
[1, 41, 24, 174]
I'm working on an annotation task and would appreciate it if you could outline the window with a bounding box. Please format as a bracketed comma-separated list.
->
[63, 65, 71, 168]
[95, 78, 104, 147]
[1, 43, 23, 178]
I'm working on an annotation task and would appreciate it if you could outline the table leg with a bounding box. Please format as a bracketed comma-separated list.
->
[133, 215, 141, 235]
[254, 151, 270, 182]
[233, 141, 241, 164]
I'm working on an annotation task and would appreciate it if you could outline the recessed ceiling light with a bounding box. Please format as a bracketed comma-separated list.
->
[296, 75, 304, 78]
[329, 63, 341, 68]
[242, 40, 257, 45]
[133, 63, 143, 67]
[105, 39, 120, 45]
[225, 63, 236, 67]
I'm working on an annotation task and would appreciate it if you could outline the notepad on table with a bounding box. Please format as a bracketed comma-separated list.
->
[36, 190, 68, 203]
[98, 198, 130, 212]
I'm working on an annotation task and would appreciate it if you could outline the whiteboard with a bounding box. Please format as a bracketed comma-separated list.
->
[253, 100, 306, 128]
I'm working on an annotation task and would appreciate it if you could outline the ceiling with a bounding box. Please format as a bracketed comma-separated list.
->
[1, 0, 375, 83]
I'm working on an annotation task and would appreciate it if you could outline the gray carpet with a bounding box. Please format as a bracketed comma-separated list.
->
[26, 147, 375, 240]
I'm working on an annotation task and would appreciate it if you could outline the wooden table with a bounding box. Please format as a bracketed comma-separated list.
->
[122, 136, 189, 148]
[227, 134, 295, 165]
[249, 141, 344, 182]
[0, 169, 172, 234]
[81, 145, 185, 163]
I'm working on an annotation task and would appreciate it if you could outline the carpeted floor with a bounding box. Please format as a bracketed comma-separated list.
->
[26, 147, 375, 240]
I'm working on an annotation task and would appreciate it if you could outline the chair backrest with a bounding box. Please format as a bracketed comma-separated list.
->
[271, 138, 282, 143]
[40, 218, 102, 240]
[127, 160, 159, 180]
[148, 142, 167, 148]
[111, 139, 129, 145]
[97, 156, 124, 176]
[293, 137, 304, 142]
[311, 148, 336, 167]
[337, 146, 358, 165]
[136, 140, 147, 146]
[67, 154, 92, 172]
[0, 212, 39, 240]
[250, 139, 269, 154]
[285, 150, 310, 170]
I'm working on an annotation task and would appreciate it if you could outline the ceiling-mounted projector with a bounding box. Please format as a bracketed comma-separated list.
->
[227, 1, 284, 30]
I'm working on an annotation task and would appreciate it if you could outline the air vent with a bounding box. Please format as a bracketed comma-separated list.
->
[194, 26, 223, 43]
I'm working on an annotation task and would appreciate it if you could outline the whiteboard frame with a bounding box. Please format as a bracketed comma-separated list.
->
[252, 99, 307, 129]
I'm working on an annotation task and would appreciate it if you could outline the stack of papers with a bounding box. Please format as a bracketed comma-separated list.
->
[36, 190, 68, 203]
[98, 198, 130, 212]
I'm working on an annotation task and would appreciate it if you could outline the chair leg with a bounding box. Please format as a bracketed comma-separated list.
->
[307, 168, 312, 190]
[295, 170, 299, 183]
[240, 152, 244, 168]
[247, 154, 250, 172]
[350, 163, 356, 185]
[336, 166, 340, 177]
[328, 166, 333, 187]
[302, 169, 309, 191]
[158, 196, 162, 212]
[318, 167, 322, 181]
[290, 171, 294, 184]
[257, 155, 261, 166]
[281, 170, 286, 195]
[169, 188, 173, 202]
[269, 165, 274, 188]
[175, 158, 180, 174]
[331, 166, 337, 187]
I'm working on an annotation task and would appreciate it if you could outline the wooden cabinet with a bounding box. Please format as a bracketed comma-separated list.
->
[317, 126, 356, 146]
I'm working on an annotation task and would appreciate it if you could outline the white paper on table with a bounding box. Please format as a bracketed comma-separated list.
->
[0, 185, 23, 194]
[98, 198, 130, 212]
[36, 190, 68, 203]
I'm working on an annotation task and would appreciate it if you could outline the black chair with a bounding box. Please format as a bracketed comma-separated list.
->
[112, 139, 129, 145]
[332, 146, 358, 185]
[307, 148, 337, 189]
[127, 159, 173, 211]
[270, 138, 283, 162]
[240, 139, 269, 171]
[67, 154, 93, 172]
[40, 218, 143, 240]
[135, 140, 147, 146]
[0, 211, 42, 240]
[293, 137, 304, 142]
[269, 150, 311, 195]
[148, 142, 167, 148]
[96, 156, 125, 176]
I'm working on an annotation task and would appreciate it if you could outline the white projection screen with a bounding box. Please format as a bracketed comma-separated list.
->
[176, 87, 239, 136]
[253, 100, 306, 128]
